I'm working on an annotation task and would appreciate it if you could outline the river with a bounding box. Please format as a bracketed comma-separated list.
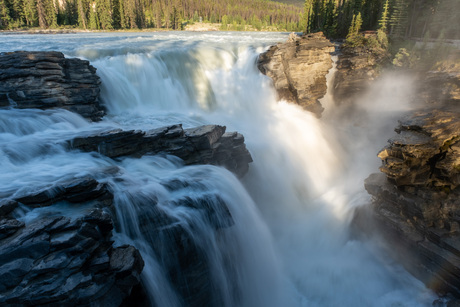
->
[0, 31, 435, 306]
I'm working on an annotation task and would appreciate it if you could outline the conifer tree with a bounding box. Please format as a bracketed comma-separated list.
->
[378, 0, 389, 31]
[97, 0, 112, 29]
[0, 0, 10, 29]
[36, 0, 47, 27]
[88, 2, 98, 29]
[77, 0, 87, 29]
[44, 0, 57, 27]
[389, 0, 408, 38]
[302, 0, 313, 33]
[23, 0, 37, 26]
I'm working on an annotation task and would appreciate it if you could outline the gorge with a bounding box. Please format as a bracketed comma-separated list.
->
[0, 31, 457, 306]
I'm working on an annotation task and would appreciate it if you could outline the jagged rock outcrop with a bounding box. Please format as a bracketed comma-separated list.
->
[357, 109, 460, 297]
[332, 44, 388, 105]
[1, 167, 240, 306]
[68, 124, 253, 178]
[257, 32, 335, 117]
[0, 51, 105, 121]
[0, 50, 255, 306]
[0, 196, 144, 306]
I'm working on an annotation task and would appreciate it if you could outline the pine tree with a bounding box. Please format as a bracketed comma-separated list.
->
[44, 0, 57, 27]
[302, 0, 313, 33]
[112, 0, 120, 28]
[0, 0, 10, 29]
[88, 1, 98, 29]
[36, 0, 47, 27]
[345, 12, 363, 46]
[97, 0, 112, 29]
[378, 0, 389, 31]
[77, 0, 87, 29]
[389, 0, 409, 38]
[153, 0, 161, 28]
[23, 0, 37, 26]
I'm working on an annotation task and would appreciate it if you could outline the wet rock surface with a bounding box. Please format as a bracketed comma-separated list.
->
[0, 207, 144, 306]
[69, 124, 253, 177]
[1, 172, 238, 306]
[257, 32, 335, 117]
[0, 51, 254, 306]
[0, 51, 105, 121]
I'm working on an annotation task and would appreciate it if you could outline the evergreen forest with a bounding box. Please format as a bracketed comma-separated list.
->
[0, 0, 303, 31]
[303, 0, 459, 40]
[0, 0, 458, 41]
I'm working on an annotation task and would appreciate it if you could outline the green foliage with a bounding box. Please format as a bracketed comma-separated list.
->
[0, 0, 303, 30]
[345, 13, 363, 46]
[220, 14, 228, 30]
[392, 48, 417, 68]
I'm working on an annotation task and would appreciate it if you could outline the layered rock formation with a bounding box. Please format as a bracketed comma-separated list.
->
[0, 51, 105, 121]
[359, 109, 460, 297]
[0, 193, 144, 306]
[68, 124, 253, 178]
[332, 44, 388, 105]
[257, 32, 335, 117]
[0, 51, 255, 306]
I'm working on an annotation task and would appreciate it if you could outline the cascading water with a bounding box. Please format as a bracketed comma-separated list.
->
[0, 32, 435, 306]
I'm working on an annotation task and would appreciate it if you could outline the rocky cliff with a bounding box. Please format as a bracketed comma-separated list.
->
[257, 32, 335, 117]
[332, 44, 388, 106]
[0, 51, 105, 121]
[357, 73, 460, 297]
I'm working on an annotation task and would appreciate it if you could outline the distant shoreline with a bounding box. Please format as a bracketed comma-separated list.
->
[0, 22, 287, 35]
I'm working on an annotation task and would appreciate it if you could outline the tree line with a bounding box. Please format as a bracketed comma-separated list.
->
[303, 0, 459, 40]
[0, 0, 304, 31]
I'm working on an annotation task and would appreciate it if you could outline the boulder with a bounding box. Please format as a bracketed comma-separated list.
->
[0, 51, 104, 121]
[69, 124, 253, 177]
[257, 32, 335, 117]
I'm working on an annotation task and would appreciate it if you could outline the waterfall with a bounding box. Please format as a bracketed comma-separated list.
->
[0, 32, 435, 306]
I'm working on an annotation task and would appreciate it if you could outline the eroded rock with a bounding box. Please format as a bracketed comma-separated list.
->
[257, 32, 335, 117]
[332, 44, 388, 105]
[357, 109, 460, 297]
[0, 209, 144, 306]
[69, 124, 253, 177]
[0, 51, 104, 121]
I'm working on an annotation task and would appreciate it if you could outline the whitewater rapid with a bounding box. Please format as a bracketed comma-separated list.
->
[0, 32, 435, 306]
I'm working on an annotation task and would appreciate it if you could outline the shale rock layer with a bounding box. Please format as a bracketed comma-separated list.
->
[0, 51, 104, 121]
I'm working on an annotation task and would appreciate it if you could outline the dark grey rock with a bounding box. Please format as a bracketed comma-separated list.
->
[14, 176, 113, 208]
[0, 209, 144, 306]
[69, 124, 253, 177]
[0, 51, 104, 121]
[0, 199, 18, 216]
[0, 218, 24, 239]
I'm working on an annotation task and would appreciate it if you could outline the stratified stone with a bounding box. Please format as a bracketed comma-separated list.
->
[357, 109, 460, 298]
[258, 32, 335, 117]
[0, 51, 104, 121]
[69, 124, 253, 177]
[14, 176, 113, 208]
[0, 209, 144, 306]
